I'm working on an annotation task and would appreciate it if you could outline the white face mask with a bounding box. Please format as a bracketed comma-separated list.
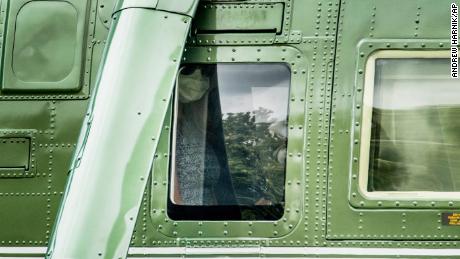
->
[179, 68, 210, 103]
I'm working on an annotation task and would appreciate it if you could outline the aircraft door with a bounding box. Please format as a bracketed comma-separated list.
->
[327, 0, 460, 241]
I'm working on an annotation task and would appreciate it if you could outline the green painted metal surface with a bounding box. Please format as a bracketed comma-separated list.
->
[0, 0, 104, 248]
[328, 0, 460, 241]
[0, 0, 458, 258]
[2, 0, 89, 92]
[194, 3, 284, 33]
[46, 1, 199, 258]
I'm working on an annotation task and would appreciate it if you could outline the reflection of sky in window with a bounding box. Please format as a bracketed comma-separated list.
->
[217, 64, 290, 122]
[374, 58, 459, 109]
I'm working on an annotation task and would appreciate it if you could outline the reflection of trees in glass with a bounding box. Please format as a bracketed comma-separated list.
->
[369, 106, 460, 192]
[368, 108, 408, 191]
[222, 107, 286, 205]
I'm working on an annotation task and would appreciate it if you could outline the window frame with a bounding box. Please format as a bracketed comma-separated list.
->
[168, 63, 291, 221]
[149, 46, 307, 239]
[168, 67, 183, 206]
[0, 0, 92, 98]
[358, 49, 457, 201]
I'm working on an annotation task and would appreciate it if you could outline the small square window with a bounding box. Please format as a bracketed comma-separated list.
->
[360, 51, 460, 199]
[168, 63, 291, 220]
[2, 0, 87, 92]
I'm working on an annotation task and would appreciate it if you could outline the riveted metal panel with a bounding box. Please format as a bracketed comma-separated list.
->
[191, 0, 296, 46]
[1, 0, 89, 92]
[327, 0, 460, 241]
[47, 4, 198, 258]
[0, 0, 94, 100]
[349, 41, 455, 210]
[98, 0, 119, 29]
[0, 0, 111, 248]
[3, 0, 459, 256]
[130, 0, 340, 251]
[0, 196, 49, 245]
[0, 137, 30, 177]
[194, 3, 284, 33]
[147, 46, 307, 240]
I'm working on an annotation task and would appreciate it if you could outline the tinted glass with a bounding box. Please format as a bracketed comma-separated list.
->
[368, 58, 460, 192]
[169, 64, 290, 220]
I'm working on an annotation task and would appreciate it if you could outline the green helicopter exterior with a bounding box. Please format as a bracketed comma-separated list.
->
[0, 0, 459, 258]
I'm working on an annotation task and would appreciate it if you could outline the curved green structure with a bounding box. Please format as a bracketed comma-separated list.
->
[46, 1, 199, 258]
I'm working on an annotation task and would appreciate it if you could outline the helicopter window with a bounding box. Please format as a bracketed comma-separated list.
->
[360, 51, 460, 197]
[168, 63, 290, 220]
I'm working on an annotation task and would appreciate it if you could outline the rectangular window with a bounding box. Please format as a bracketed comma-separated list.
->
[169, 63, 290, 220]
[2, 0, 87, 91]
[360, 51, 460, 199]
